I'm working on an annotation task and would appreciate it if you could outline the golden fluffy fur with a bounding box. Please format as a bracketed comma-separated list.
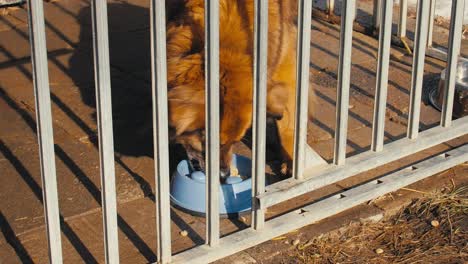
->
[166, 0, 299, 178]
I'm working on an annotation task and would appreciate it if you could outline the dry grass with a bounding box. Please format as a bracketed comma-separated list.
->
[280, 185, 468, 264]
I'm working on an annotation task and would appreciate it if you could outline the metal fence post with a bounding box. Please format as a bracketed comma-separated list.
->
[441, 0, 465, 127]
[398, 0, 408, 38]
[427, 0, 436, 47]
[293, 0, 313, 180]
[407, 0, 430, 139]
[150, 0, 172, 262]
[328, 0, 335, 16]
[26, 0, 63, 262]
[371, 0, 393, 152]
[334, 0, 355, 165]
[90, 0, 120, 262]
[373, 0, 382, 31]
[251, 0, 269, 230]
[205, 0, 220, 247]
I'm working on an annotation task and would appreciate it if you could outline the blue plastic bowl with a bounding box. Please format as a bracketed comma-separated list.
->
[170, 154, 252, 216]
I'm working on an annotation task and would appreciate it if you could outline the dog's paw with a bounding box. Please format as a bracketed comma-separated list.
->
[271, 160, 292, 178]
[280, 161, 292, 177]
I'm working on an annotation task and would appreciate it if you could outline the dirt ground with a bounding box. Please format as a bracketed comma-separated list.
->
[275, 184, 468, 264]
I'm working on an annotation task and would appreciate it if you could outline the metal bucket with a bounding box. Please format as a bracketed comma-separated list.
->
[429, 61, 468, 118]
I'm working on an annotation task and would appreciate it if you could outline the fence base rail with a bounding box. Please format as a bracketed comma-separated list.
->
[171, 143, 468, 264]
[259, 116, 468, 209]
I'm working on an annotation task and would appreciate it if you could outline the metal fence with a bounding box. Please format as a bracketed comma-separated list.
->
[24, 0, 468, 263]
[390, 0, 464, 62]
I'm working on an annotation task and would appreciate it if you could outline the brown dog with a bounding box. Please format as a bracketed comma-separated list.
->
[166, 0, 298, 181]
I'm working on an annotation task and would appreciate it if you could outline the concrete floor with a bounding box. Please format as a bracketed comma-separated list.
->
[0, 0, 467, 263]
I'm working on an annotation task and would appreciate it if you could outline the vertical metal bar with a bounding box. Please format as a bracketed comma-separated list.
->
[427, 0, 436, 47]
[205, 0, 220, 246]
[26, 0, 63, 262]
[407, 0, 430, 139]
[398, 0, 408, 38]
[441, 0, 465, 127]
[251, 0, 268, 230]
[334, 0, 355, 166]
[150, 0, 171, 262]
[371, 0, 393, 152]
[292, 0, 313, 180]
[328, 0, 335, 16]
[373, 0, 382, 31]
[90, 0, 120, 262]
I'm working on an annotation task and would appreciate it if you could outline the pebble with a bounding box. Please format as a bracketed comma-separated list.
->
[292, 239, 300, 246]
[375, 248, 384, 254]
[431, 220, 440, 227]
[180, 230, 188, 237]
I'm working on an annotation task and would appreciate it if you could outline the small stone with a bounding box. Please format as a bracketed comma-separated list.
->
[240, 216, 247, 222]
[292, 239, 300, 246]
[431, 220, 440, 227]
[375, 248, 384, 254]
[180, 230, 188, 237]
[348, 104, 355, 109]
[284, 240, 290, 244]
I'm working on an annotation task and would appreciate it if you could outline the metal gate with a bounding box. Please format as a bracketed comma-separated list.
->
[23, 0, 468, 263]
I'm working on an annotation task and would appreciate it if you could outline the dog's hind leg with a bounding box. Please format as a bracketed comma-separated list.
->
[273, 84, 295, 176]
[274, 85, 327, 177]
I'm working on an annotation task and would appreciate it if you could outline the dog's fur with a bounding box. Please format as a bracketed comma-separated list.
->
[166, 0, 299, 179]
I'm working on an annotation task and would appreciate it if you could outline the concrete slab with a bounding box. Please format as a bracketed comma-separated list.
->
[0, 221, 34, 264]
[0, 20, 74, 64]
[0, 49, 95, 97]
[0, 83, 150, 236]
[0, 9, 26, 32]
[0, 197, 254, 263]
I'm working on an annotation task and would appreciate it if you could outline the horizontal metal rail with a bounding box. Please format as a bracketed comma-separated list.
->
[426, 47, 467, 62]
[396, 0, 467, 64]
[258, 116, 468, 209]
[427, 47, 451, 61]
[172, 144, 468, 263]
